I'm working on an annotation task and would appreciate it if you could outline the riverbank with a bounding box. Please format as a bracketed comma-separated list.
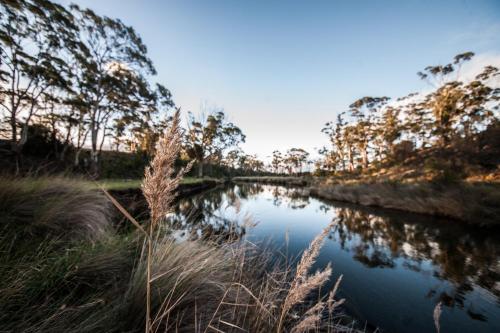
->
[232, 176, 309, 186]
[98, 177, 223, 191]
[103, 177, 223, 196]
[232, 176, 500, 226]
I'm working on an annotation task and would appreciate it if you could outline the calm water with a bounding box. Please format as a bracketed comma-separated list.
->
[170, 183, 500, 333]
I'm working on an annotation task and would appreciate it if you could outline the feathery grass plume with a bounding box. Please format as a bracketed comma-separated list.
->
[277, 220, 335, 332]
[291, 302, 325, 333]
[141, 109, 193, 332]
[327, 275, 344, 315]
[142, 109, 193, 227]
[433, 301, 442, 333]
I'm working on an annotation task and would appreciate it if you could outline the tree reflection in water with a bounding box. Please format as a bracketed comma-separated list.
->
[167, 186, 235, 242]
[270, 185, 310, 209]
[170, 183, 500, 323]
[316, 201, 500, 324]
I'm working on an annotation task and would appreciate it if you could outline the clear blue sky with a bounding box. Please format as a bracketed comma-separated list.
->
[61, 0, 500, 160]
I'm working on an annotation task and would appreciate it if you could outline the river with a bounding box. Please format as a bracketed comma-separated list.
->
[169, 183, 500, 333]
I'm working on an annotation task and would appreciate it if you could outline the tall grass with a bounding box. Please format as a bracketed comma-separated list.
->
[0, 176, 110, 243]
[141, 110, 193, 332]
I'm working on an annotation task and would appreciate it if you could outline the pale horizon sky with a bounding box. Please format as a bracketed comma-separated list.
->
[60, 0, 500, 161]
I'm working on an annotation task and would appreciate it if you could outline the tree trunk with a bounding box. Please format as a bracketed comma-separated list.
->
[361, 149, 369, 169]
[74, 149, 82, 168]
[10, 116, 17, 146]
[90, 123, 99, 177]
[198, 161, 204, 177]
[89, 150, 99, 178]
[340, 154, 345, 171]
[59, 145, 69, 162]
[347, 147, 354, 172]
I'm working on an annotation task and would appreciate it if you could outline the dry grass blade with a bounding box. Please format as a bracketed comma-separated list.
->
[294, 223, 331, 283]
[327, 274, 344, 315]
[99, 186, 148, 236]
[433, 301, 442, 333]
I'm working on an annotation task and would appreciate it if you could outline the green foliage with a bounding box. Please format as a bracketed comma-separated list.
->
[0, 0, 175, 176]
[184, 108, 246, 177]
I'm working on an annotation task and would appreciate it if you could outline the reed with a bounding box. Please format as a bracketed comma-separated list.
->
[277, 220, 340, 332]
[140, 109, 192, 332]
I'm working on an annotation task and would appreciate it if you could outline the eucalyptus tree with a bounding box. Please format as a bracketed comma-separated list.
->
[120, 84, 174, 156]
[321, 112, 347, 171]
[223, 149, 244, 170]
[342, 124, 356, 172]
[184, 109, 245, 177]
[416, 52, 474, 146]
[0, 0, 76, 155]
[458, 66, 500, 138]
[348, 96, 390, 168]
[241, 154, 264, 173]
[317, 146, 337, 172]
[379, 106, 402, 158]
[68, 4, 159, 174]
[285, 148, 309, 174]
[396, 92, 430, 148]
[36, 89, 78, 160]
[271, 150, 283, 173]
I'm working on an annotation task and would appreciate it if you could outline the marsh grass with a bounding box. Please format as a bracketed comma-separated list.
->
[131, 110, 348, 332]
[0, 176, 110, 244]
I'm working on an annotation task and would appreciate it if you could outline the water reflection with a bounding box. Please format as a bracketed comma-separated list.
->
[331, 206, 500, 316]
[171, 183, 500, 331]
[169, 186, 248, 241]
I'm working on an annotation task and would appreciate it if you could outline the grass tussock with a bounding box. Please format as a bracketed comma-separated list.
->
[0, 176, 110, 243]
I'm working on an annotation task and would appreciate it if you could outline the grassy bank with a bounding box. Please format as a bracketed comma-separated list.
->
[231, 176, 500, 225]
[0, 176, 350, 332]
[98, 177, 223, 190]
